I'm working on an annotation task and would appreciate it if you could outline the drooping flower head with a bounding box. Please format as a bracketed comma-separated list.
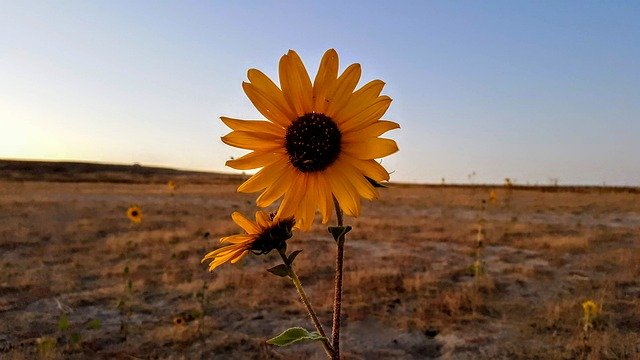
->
[221, 49, 399, 229]
[202, 211, 295, 271]
[126, 205, 142, 224]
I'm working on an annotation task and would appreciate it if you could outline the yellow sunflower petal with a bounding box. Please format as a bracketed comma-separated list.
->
[340, 164, 379, 201]
[243, 82, 295, 128]
[247, 68, 296, 121]
[333, 79, 385, 120]
[344, 155, 391, 181]
[220, 234, 255, 244]
[306, 176, 322, 225]
[202, 242, 245, 261]
[342, 120, 400, 143]
[354, 79, 385, 99]
[221, 117, 285, 137]
[206, 248, 247, 271]
[276, 172, 306, 222]
[255, 211, 271, 228]
[229, 250, 249, 264]
[208, 262, 227, 271]
[226, 150, 281, 170]
[237, 156, 290, 193]
[325, 63, 361, 118]
[340, 96, 393, 133]
[207, 260, 225, 272]
[279, 50, 314, 116]
[202, 248, 225, 261]
[256, 161, 298, 206]
[316, 175, 334, 224]
[343, 137, 399, 160]
[295, 174, 317, 230]
[211, 245, 243, 259]
[221, 130, 283, 151]
[313, 49, 339, 113]
[325, 164, 361, 217]
[231, 211, 260, 233]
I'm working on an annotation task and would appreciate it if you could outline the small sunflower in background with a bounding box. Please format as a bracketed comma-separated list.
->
[167, 180, 177, 192]
[126, 205, 143, 224]
[202, 211, 295, 271]
[488, 190, 497, 204]
[221, 49, 399, 230]
[582, 299, 601, 331]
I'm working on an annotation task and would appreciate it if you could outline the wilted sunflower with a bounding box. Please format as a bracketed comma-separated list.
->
[202, 211, 295, 271]
[126, 205, 142, 224]
[167, 180, 177, 191]
[221, 49, 399, 229]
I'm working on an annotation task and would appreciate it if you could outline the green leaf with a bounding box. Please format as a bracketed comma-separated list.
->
[266, 264, 290, 277]
[328, 225, 352, 241]
[190, 309, 203, 319]
[36, 336, 57, 355]
[58, 313, 69, 331]
[88, 319, 101, 330]
[70, 332, 81, 345]
[266, 327, 326, 347]
[287, 250, 303, 265]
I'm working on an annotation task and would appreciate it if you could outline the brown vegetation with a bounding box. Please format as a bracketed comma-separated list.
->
[1, 161, 639, 359]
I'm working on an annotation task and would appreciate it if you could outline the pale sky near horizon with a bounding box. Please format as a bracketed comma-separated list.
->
[1, 1, 639, 185]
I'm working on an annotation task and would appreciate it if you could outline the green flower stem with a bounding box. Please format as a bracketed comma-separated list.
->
[331, 197, 345, 360]
[277, 249, 335, 358]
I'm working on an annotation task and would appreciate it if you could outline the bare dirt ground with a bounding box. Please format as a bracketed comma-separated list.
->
[1, 162, 639, 359]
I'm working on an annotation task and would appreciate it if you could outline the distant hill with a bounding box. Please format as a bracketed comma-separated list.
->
[0, 159, 637, 193]
[0, 159, 245, 184]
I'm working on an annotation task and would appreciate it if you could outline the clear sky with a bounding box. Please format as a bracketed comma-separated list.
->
[1, 1, 639, 185]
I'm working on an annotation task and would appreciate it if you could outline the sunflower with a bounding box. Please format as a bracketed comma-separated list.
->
[221, 49, 399, 229]
[202, 211, 295, 271]
[582, 300, 599, 318]
[126, 205, 142, 224]
[167, 180, 177, 191]
[488, 190, 497, 204]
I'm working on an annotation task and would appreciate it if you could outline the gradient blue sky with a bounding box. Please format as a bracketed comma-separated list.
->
[1, 1, 639, 185]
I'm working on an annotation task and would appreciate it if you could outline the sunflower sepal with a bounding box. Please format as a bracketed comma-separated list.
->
[287, 250, 303, 265]
[267, 264, 290, 278]
[328, 225, 352, 243]
[266, 327, 327, 347]
[365, 176, 387, 188]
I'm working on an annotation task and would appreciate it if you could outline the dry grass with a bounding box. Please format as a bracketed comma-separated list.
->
[0, 174, 639, 359]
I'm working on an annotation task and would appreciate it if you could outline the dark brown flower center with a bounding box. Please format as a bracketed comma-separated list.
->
[251, 217, 296, 255]
[285, 113, 341, 172]
[131, 211, 138, 217]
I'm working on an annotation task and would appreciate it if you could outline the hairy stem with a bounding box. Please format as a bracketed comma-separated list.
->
[331, 197, 346, 360]
[278, 249, 334, 358]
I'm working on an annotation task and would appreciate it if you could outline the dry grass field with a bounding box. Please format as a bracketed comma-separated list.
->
[1, 161, 639, 359]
